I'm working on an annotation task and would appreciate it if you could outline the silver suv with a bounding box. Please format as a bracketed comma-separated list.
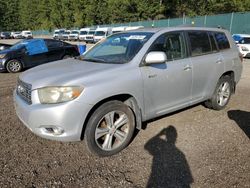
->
[14, 27, 243, 156]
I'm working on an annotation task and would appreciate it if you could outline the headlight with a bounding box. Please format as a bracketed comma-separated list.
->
[37, 86, 83, 104]
[241, 46, 249, 51]
[0, 54, 6, 58]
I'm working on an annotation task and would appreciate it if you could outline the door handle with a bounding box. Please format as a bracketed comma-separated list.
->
[183, 65, 192, 71]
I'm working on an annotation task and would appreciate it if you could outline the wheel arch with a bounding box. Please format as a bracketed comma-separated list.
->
[220, 70, 235, 93]
[80, 94, 142, 140]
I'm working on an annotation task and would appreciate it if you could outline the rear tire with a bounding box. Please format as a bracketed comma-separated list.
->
[204, 76, 232, 110]
[84, 101, 136, 157]
[6, 59, 22, 73]
[62, 55, 71, 59]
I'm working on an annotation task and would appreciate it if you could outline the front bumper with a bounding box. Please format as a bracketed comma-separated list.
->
[69, 36, 78, 40]
[14, 90, 93, 142]
[79, 36, 85, 41]
[24, 36, 33, 39]
[14, 35, 23, 39]
[85, 38, 94, 43]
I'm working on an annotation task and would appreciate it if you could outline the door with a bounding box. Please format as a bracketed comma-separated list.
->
[22, 40, 48, 68]
[141, 32, 192, 118]
[187, 31, 224, 102]
[45, 39, 65, 62]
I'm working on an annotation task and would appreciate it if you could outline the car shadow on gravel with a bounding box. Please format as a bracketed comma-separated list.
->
[228, 110, 250, 139]
[144, 126, 193, 188]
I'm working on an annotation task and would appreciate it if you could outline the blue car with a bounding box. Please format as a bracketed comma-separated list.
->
[0, 39, 80, 73]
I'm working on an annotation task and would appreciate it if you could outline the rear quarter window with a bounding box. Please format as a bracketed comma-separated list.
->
[214, 32, 230, 50]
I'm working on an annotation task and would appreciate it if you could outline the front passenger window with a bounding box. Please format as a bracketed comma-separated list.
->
[149, 32, 187, 61]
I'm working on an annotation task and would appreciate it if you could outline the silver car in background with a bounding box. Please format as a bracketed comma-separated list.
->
[14, 27, 242, 156]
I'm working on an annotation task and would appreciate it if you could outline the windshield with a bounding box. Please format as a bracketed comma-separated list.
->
[64, 31, 70, 35]
[10, 40, 27, 50]
[88, 31, 95, 35]
[80, 32, 153, 64]
[54, 31, 59, 34]
[80, 31, 88, 35]
[24, 32, 31, 35]
[95, 31, 106, 36]
[239, 37, 250, 44]
[71, 31, 79, 34]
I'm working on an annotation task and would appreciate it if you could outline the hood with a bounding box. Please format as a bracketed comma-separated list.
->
[19, 58, 122, 89]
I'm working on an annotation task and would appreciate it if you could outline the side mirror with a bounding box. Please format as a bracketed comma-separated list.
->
[145, 52, 167, 65]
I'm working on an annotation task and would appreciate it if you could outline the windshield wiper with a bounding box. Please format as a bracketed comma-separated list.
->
[81, 57, 107, 63]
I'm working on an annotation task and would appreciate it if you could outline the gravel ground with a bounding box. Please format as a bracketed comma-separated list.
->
[0, 55, 249, 187]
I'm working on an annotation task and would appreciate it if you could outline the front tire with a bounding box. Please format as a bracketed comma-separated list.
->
[205, 76, 232, 110]
[6, 59, 22, 73]
[84, 101, 136, 157]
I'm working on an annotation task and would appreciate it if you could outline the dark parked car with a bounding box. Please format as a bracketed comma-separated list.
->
[0, 39, 80, 73]
[0, 32, 11, 39]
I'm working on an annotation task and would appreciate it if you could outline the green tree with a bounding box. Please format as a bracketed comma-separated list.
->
[2, 0, 21, 31]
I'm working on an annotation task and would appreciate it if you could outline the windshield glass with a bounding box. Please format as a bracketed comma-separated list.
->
[24, 32, 31, 35]
[54, 31, 59, 34]
[80, 31, 88, 35]
[239, 37, 250, 44]
[64, 31, 70, 35]
[95, 31, 106, 36]
[10, 40, 27, 50]
[71, 31, 79, 34]
[80, 32, 153, 64]
[88, 31, 95, 35]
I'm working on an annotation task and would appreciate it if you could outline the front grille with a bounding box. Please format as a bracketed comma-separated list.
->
[86, 36, 93, 40]
[16, 79, 32, 104]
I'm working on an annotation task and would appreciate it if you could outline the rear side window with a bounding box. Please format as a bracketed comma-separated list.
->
[188, 31, 211, 56]
[214, 32, 230, 50]
[46, 40, 63, 48]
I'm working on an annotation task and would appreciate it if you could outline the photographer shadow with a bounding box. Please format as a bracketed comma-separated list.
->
[228, 110, 250, 139]
[145, 126, 193, 188]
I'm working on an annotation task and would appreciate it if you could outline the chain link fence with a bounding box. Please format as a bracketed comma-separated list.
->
[33, 12, 250, 36]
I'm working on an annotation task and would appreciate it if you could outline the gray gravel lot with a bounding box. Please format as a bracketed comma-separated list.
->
[0, 46, 249, 187]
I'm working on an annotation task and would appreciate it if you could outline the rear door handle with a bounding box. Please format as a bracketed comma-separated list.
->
[183, 65, 192, 71]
